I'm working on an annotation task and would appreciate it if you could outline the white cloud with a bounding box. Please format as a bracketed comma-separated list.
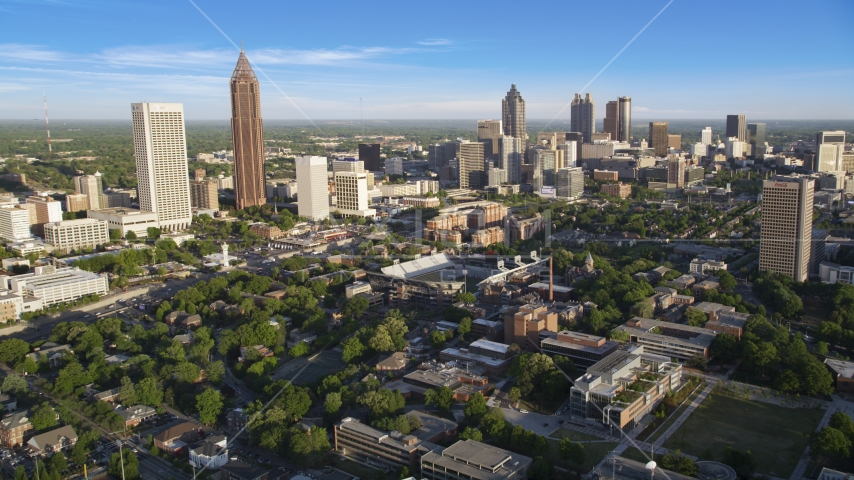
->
[416, 39, 453, 46]
[0, 44, 67, 62]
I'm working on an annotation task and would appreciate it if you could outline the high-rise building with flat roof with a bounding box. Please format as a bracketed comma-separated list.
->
[459, 142, 486, 189]
[498, 136, 522, 184]
[603, 101, 618, 143]
[65, 194, 89, 213]
[668, 134, 682, 151]
[760, 176, 814, 281]
[617, 96, 631, 142]
[73, 172, 103, 210]
[649, 122, 669, 156]
[477, 120, 502, 159]
[131, 102, 192, 231]
[333, 159, 375, 218]
[359, 143, 382, 172]
[0, 208, 32, 242]
[295, 156, 329, 221]
[726, 114, 746, 142]
[815, 131, 846, 172]
[701, 127, 713, 145]
[570, 93, 595, 143]
[189, 180, 219, 210]
[668, 157, 685, 187]
[502, 84, 526, 143]
[747, 123, 766, 158]
[556, 167, 584, 199]
[230, 49, 266, 210]
[43, 218, 110, 253]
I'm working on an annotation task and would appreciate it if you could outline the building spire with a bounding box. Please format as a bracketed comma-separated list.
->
[240, 39, 244, 52]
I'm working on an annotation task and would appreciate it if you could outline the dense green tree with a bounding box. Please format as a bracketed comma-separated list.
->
[289, 341, 310, 357]
[718, 270, 737, 290]
[458, 426, 483, 442]
[358, 389, 405, 418]
[109, 449, 139, 480]
[324, 392, 342, 415]
[480, 407, 506, 439]
[1, 374, 27, 393]
[32, 403, 58, 431]
[811, 426, 851, 460]
[458, 317, 472, 341]
[136, 377, 163, 406]
[464, 392, 488, 421]
[559, 437, 585, 465]
[341, 337, 365, 363]
[196, 389, 224, 426]
[289, 426, 330, 467]
[430, 329, 447, 349]
[0, 339, 30, 365]
[425, 386, 454, 411]
[528, 457, 553, 480]
[685, 307, 707, 327]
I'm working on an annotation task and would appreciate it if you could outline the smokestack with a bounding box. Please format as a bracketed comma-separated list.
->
[549, 257, 554, 302]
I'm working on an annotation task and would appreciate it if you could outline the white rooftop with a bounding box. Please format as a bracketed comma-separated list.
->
[380, 253, 455, 279]
[469, 339, 509, 354]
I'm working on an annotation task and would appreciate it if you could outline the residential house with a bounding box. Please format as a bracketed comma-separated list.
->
[0, 394, 17, 412]
[27, 425, 77, 457]
[238, 345, 275, 363]
[90, 387, 121, 403]
[189, 435, 228, 470]
[26, 343, 72, 369]
[164, 311, 203, 329]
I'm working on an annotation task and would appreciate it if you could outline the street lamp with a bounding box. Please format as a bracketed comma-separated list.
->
[116, 440, 126, 480]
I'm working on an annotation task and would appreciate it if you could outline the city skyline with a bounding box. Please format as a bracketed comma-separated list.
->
[0, 0, 851, 120]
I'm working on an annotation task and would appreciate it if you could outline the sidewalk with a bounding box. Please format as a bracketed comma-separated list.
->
[789, 405, 839, 480]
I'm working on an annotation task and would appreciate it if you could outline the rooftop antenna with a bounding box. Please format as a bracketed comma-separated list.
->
[43, 91, 52, 157]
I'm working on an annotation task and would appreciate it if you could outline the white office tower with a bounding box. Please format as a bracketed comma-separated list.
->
[487, 168, 507, 187]
[498, 136, 523, 184]
[131, 103, 191, 231]
[725, 137, 744, 159]
[0, 208, 32, 242]
[74, 172, 104, 210]
[296, 156, 330, 221]
[815, 131, 846, 172]
[701, 127, 712, 145]
[556, 167, 584, 199]
[333, 160, 375, 218]
[558, 141, 578, 168]
[759, 176, 814, 282]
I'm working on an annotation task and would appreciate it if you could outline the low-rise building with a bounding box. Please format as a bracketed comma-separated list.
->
[27, 425, 77, 457]
[689, 258, 727, 274]
[86, 208, 159, 239]
[540, 331, 620, 368]
[154, 422, 201, 453]
[439, 340, 514, 375]
[189, 435, 228, 470]
[0, 291, 24, 323]
[226, 409, 250, 432]
[0, 410, 33, 448]
[825, 359, 854, 394]
[691, 278, 720, 299]
[334, 411, 457, 472]
[705, 312, 749, 340]
[615, 317, 717, 360]
[569, 345, 683, 428]
[0, 394, 17, 412]
[402, 363, 492, 402]
[42, 218, 110, 254]
[164, 311, 202, 329]
[593, 170, 619, 181]
[4, 266, 108, 307]
[248, 223, 284, 239]
[114, 405, 156, 428]
[601, 182, 632, 199]
[420, 440, 532, 480]
[26, 343, 72, 368]
[345, 281, 372, 299]
[470, 318, 504, 340]
[376, 352, 409, 377]
[820, 261, 854, 285]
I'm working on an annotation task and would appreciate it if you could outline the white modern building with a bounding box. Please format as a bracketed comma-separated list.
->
[689, 258, 727, 274]
[556, 167, 584, 200]
[725, 137, 744, 159]
[498, 135, 523, 184]
[558, 141, 578, 168]
[345, 281, 372, 299]
[3, 266, 108, 306]
[701, 127, 712, 145]
[43, 219, 110, 253]
[74, 173, 104, 211]
[296, 156, 330, 221]
[385, 157, 404, 176]
[0, 207, 32, 242]
[26, 196, 63, 225]
[690, 143, 708, 157]
[815, 131, 846, 172]
[819, 261, 854, 285]
[87, 208, 160, 239]
[131, 102, 192, 231]
[378, 180, 439, 198]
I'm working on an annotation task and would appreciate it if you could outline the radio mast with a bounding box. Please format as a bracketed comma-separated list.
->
[43, 91, 52, 156]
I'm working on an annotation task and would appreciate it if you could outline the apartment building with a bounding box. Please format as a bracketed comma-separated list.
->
[43, 218, 110, 253]
[27, 425, 77, 457]
[64, 193, 90, 213]
[471, 227, 504, 248]
[189, 179, 219, 210]
[601, 183, 632, 199]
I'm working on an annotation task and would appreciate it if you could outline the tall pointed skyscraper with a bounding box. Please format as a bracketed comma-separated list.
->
[231, 48, 266, 210]
[502, 84, 526, 143]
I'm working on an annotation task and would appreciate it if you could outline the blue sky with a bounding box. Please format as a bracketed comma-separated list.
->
[1, 0, 852, 120]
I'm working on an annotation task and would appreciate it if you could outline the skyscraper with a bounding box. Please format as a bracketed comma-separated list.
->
[189, 179, 219, 210]
[747, 123, 766, 158]
[725, 115, 746, 142]
[700, 127, 713, 145]
[668, 157, 685, 187]
[498, 136, 522, 184]
[815, 131, 846, 172]
[295, 156, 330, 221]
[477, 120, 502, 159]
[759, 176, 814, 282]
[603, 101, 618, 142]
[131, 102, 192, 231]
[571, 93, 595, 143]
[359, 143, 382, 172]
[459, 142, 486, 189]
[230, 49, 266, 210]
[649, 122, 669, 156]
[332, 159, 375, 218]
[74, 172, 103, 211]
[617, 96, 631, 142]
[502, 84, 526, 143]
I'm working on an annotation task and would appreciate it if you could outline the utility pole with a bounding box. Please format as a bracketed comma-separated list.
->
[116, 440, 126, 480]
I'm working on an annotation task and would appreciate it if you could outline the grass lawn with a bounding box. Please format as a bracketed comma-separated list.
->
[663, 392, 823, 478]
[620, 447, 662, 464]
[638, 384, 705, 443]
[544, 437, 620, 470]
[551, 427, 606, 442]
